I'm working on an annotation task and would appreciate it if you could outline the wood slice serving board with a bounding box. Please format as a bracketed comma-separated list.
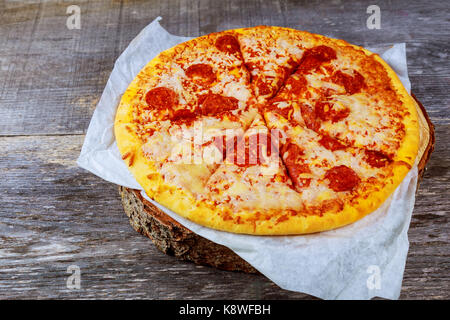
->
[119, 95, 435, 274]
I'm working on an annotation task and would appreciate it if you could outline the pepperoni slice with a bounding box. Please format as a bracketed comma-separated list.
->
[282, 58, 298, 78]
[266, 99, 294, 120]
[254, 76, 274, 97]
[185, 64, 216, 86]
[299, 103, 320, 131]
[274, 105, 293, 120]
[309, 45, 337, 61]
[285, 75, 307, 96]
[296, 177, 312, 188]
[199, 93, 239, 116]
[331, 70, 365, 94]
[170, 109, 198, 122]
[364, 150, 392, 168]
[215, 35, 241, 55]
[318, 135, 346, 151]
[281, 142, 314, 189]
[245, 62, 258, 72]
[291, 163, 311, 174]
[325, 165, 360, 192]
[297, 45, 337, 73]
[315, 101, 350, 123]
[221, 133, 274, 167]
[286, 163, 311, 190]
[145, 87, 178, 109]
[282, 142, 304, 166]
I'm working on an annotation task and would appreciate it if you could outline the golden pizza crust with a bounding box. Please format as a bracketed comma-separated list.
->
[115, 26, 420, 235]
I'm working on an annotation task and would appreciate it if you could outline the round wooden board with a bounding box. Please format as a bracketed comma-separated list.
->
[119, 95, 435, 274]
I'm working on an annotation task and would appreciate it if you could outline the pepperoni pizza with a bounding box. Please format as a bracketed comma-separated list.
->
[114, 26, 420, 235]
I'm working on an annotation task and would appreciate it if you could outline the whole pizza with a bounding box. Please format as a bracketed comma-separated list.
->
[114, 26, 420, 235]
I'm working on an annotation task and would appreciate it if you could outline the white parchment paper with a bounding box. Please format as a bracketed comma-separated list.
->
[77, 17, 419, 300]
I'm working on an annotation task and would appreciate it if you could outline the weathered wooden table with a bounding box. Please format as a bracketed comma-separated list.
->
[0, 0, 448, 299]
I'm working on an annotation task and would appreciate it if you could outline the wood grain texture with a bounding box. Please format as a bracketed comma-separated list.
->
[0, 0, 448, 299]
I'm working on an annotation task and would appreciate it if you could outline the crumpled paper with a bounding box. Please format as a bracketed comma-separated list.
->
[77, 17, 419, 300]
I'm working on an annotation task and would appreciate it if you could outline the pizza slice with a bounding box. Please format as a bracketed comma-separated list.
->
[265, 112, 408, 214]
[236, 26, 312, 103]
[268, 45, 339, 103]
[206, 114, 303, 222]
[130, 31, 256, 128]
[172, 31, 254, 105]
[267, 42, 417, 163]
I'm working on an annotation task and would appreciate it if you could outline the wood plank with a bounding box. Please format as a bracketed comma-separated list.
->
[0, 128, 447, 299]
